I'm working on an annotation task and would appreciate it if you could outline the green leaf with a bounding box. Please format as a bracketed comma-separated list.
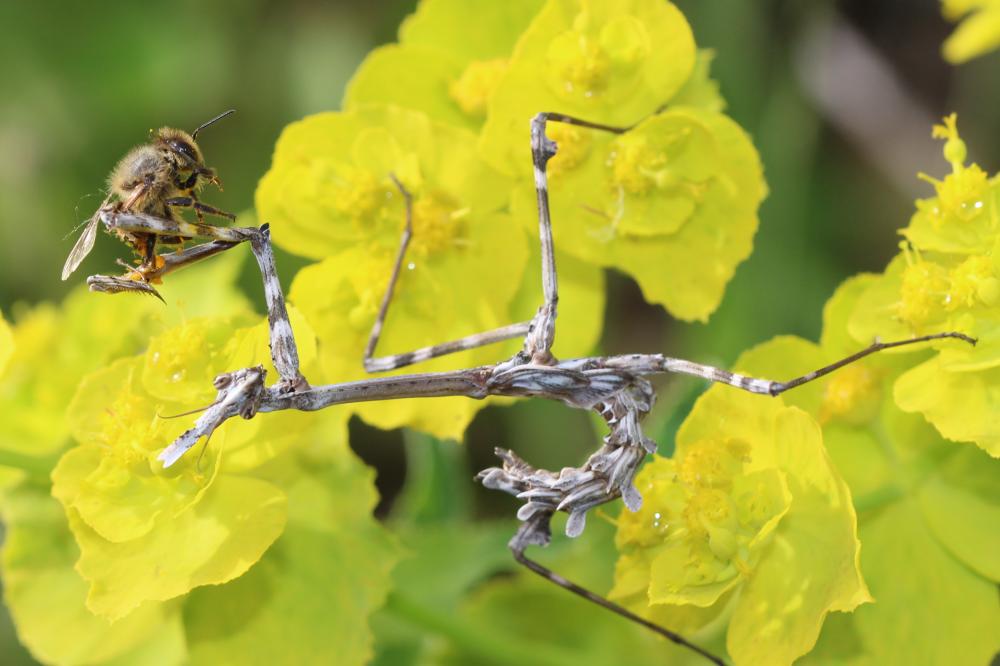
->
[727, 408, 870, 665]
[70, 474, 287, 620]
[894, 357, 1000, 457]
[806, 499, 1000, 665]
[184, 447, 397, 666]
[1, 484, 181, 665]
[918, 472, 1000, 582]
[384, 521, 515, 616]
[391, 431, 472, 525]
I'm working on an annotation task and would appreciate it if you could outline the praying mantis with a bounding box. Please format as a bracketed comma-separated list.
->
[66, 111, 974, 665]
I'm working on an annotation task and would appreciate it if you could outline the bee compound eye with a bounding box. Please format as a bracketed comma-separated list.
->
[170, 140, 198, 163]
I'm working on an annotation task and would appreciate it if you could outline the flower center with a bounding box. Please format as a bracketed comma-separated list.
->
[916, 114, 989, 227]
[545, 14, 648, 100]
[547, 31, 611, 96]
[411, 191, 466, 256]
[333, 168, 391, 226]
[100, 390, 156, 465]
[678, 437, 749, 489]
[948, 254, 1000, 309]
[819, 363, 880, 425]
[547, 123, 593, 178]
[898, 244, 949, 328]
[606, 133, 669, 195]
[449, 58, 508, 118]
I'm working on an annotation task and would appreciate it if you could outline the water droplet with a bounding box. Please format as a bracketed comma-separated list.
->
[974, 200, 984, 209]
[407, 262, 416, 270]
[151, 352, 160, 364]
[170, 371, 185, 382]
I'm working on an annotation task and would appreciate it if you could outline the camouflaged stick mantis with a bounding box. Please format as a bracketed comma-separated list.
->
[84, 112, 973, 665]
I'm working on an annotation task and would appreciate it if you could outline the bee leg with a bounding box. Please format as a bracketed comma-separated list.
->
[171, 175, 205, 223]
[157, 205, 185, 245]
[192, 193, 206, 224]
[165, 196, 236, 222]
[115, 258, 145, 280]
[199, 167, 224, 191]
[142, 232, 157, 265]
[176, 172, 199, 190]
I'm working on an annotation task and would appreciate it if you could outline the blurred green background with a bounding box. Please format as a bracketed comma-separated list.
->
[0, 0, 997, 663]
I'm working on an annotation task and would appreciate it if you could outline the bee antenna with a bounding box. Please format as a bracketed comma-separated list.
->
[191, 109, 236, 140]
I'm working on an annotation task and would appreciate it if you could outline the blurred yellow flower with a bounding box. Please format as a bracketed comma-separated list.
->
[941, 0, 1000, 63]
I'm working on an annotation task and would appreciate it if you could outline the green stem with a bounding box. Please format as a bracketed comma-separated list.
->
[384, 592, 579, 666]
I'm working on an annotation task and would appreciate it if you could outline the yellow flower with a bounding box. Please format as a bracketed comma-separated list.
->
[904, 114, 1000, 255]
[852, 116, 1000, 456]
[941, 0, 1000, 63]
[612, 387, 868, 665]
[260, 106, 539, 439]
[509, 107, 765, 322]
[344, 0, 544, 129]
[739, 277, 1000, 664]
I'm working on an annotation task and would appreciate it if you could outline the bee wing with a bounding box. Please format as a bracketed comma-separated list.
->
[61, 194, 112, 280]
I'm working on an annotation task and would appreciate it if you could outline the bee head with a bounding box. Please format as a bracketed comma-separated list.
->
[154, 127, 204, 168]
[152, 110, 234, 170]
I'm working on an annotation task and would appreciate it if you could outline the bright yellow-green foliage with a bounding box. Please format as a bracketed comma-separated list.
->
[344, 0, 545, 129]
[609, 115, 999, 663]
[942, 0, 1000, 62]
[259, 105, 530, 438]
[479, 0, 697, 174]
[850, 115, 1000, 456]
[612, 388, 869, 665]
[3, 1, 994, 665]
[257, 103, 603, 438]
[734, 277, 1000, 665]
[509, 108, 764, 321]
[344, 0, 758, 332]
[0, 254, 397, 664]
[477, 0, 761, 321]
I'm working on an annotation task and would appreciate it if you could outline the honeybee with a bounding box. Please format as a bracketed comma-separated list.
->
[62, 109, 237, 282]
